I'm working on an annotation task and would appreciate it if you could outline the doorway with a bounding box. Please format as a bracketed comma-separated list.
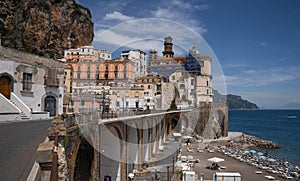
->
[44, 95, 56, 116]
[0, 75, 12, 99]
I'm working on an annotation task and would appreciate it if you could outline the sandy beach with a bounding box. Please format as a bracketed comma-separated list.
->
[177, 132, 299, 181]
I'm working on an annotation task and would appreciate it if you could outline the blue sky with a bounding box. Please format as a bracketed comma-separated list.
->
[77, 0, 300, 109]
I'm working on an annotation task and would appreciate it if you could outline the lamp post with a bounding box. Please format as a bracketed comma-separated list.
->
[167, 166, 170, 181]
[101, 87, 106, 119]
[172, 156, 175, 173]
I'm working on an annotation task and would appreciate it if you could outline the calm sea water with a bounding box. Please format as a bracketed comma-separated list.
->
[228, 110, 300, 165]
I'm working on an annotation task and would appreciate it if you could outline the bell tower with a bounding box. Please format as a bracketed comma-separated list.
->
[162, 36, 174, 58]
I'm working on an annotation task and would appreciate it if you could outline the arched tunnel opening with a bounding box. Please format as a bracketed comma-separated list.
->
[74, 138, 94, 181]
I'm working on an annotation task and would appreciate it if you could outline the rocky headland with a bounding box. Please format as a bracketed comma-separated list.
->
[232, 133, 281, 149]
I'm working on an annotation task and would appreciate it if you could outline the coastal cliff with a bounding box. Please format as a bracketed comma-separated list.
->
[213, 89, 259, 110]
[0, 0, 94, 58]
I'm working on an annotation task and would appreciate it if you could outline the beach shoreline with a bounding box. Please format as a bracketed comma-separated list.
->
[176, 131, 299, 180]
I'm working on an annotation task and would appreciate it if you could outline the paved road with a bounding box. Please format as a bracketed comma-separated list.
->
[0, 119, 52, 181]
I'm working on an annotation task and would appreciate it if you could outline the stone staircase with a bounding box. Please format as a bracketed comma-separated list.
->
[9, 99, 30, 120]
[20, 111, 30, 120]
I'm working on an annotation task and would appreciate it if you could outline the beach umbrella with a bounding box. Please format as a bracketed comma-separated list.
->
[250, 150, 256, 153]
[221, 146, 226, 149]
[207, 157, 225, 163]
[257, 152, 263, 155]
[243, 150, 250, 154]
[259, 156, 265, 159]
[267, 158, 276, 162]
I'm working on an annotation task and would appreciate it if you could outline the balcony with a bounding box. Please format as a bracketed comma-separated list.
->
[44, 76, 59, 87]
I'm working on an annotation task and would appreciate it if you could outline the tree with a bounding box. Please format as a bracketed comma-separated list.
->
[170, 98, 177, 110]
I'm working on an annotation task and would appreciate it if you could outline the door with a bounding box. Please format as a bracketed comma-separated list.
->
[0, 76, 11, 99]
[44, 96, 56, 117]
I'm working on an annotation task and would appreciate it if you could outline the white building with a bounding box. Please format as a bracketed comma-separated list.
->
[121, 49, 147, 78]
[0, 46, 64, 121]
[169, 70, 196, 109]
[99, 50, 112, 60]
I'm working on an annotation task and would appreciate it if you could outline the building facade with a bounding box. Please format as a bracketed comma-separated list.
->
[148, 36, 213, 106]
[121, 49, 147, 78]
[0, 46, 64, 120]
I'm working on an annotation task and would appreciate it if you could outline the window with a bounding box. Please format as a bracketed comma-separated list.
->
[207, 89, 209, 95]
[180, 84, 185, 89]
[206, 81, 209, 87]
[124, 65, 127, 72]
[148, 85, 151, 89]
[23, 73, 32, 91]
[77, 66, 80, 71]
[96, 74, 99, 79]
[106, 65, 109, 71]
[115, 65, 118, 71]
[124, 73, 126, 79]
[191, 79, 194, 85]
[126, 102, 129, 107]
[115, 73, 118, 79]
[125, 91, 129, 97]
[87, 73, 90, 79]
[96, 66, 99, 71]
[81, 100, 85, 106]
[117, 101, 120, 107]
[77, 73, 80, 79]
[135, 91, 139, 97]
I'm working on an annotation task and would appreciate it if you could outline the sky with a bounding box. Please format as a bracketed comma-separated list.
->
[77, 0, 300, 109]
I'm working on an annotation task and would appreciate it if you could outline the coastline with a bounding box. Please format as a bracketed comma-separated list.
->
[175, 131, 299, 180]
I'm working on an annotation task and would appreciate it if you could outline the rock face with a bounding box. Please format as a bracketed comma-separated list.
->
[232, 133, 281, 149]
[0, 0, 93, 58]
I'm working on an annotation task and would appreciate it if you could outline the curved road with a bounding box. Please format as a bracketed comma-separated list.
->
[0, 119, 52, 181]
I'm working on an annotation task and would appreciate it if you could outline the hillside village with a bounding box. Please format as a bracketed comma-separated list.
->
[0, 36, 214, 120]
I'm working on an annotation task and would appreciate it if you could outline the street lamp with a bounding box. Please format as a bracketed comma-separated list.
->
[167, 166, 170, 181]
[172, 156, 175, 173]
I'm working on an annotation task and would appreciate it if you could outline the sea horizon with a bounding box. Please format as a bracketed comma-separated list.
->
[228, 109, 300, 165]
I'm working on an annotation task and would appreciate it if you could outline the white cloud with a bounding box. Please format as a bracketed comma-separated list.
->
[195, 4, 209, 10]
[93, 18, 210, 53]
[103, 11, 135, 21]
[225, 67, 300, 87]
[243, 69, 256, 74]
[151, 8, 207, 34]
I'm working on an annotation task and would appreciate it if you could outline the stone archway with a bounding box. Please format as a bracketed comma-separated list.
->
[100, 125, 125, 181]
[0, 73, 13, 99]
[167, 113, 191, 134]
[214, 110, 226, 137]
[74, 137, 95, 181]
[127, 123, 139, 174]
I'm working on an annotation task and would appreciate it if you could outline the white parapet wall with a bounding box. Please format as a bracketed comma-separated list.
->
[0, 93, 21, 121]
[10, 92, 31, 117]
[0, 93, 21, 114]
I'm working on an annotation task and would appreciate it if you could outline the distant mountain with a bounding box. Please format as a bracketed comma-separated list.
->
[213, 90, 259, 110]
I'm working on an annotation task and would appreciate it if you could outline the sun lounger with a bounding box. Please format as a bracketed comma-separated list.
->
[255, 171, 262, 174]
[265, 175, 275, 180]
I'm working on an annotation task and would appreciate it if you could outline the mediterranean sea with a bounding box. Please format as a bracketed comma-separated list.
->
[228, 109, 300, 165]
